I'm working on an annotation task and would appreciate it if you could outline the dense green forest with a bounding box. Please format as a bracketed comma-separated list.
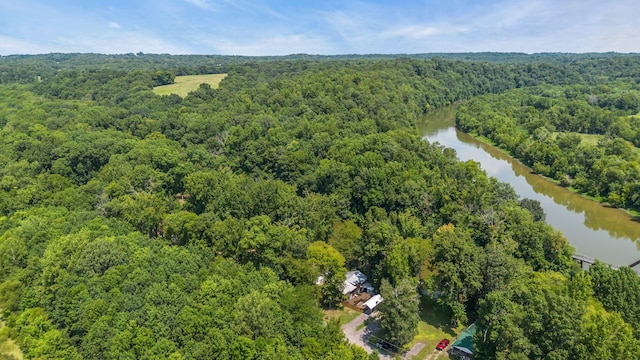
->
[1, 54, 640, 359]
[2, 52, 637, 84]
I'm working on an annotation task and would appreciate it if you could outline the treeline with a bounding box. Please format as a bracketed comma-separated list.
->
[0, 55, 639, 359]
[456, 83, 640, 210]
[3, 51, 640, 84]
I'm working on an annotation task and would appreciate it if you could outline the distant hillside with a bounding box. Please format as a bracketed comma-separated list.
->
[1, 52, 638, 84]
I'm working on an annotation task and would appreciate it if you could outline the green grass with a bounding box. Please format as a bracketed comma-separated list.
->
[409, 296, 465, 360]
[323, 307, 361, 325]
[153, 74, 227, 97]
[576, 133, 602, 146]
[0, 311, 23, 360]
[551, 131, 602, 146]
[551, 131, 640, 157]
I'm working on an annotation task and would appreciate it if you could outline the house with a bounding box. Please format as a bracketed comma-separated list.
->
[363, 294, 383, 314]
[341, 270, 384, 312]
[342, 270, 368, 299]
[448, 323, 477, 360]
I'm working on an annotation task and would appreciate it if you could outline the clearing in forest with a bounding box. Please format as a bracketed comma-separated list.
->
[551, 131, 640, 155]
[323, 307, 361, 325]
[153, 73, 227, 97]
[551, 131, 602, 146]
[409, 296, 463, 359]
[0, 310, 23, 360]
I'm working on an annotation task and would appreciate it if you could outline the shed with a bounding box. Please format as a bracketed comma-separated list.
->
[363, 294, 383, 314]
[448, 323, 476, 360]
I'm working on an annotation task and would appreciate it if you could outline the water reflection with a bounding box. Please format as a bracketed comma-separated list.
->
[419, 106, 640, 266]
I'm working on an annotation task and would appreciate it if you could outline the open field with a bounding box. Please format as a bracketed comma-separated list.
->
[153, 74, 227, 97]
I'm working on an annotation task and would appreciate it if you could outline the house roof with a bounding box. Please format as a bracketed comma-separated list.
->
[363, 294, 383, 310]
[345, 271, 367, 285]
[451, 323, 476, 355]
[342, 270, 367, 294]
[342, 283, 357, 295]
[361, 282, 375, 292]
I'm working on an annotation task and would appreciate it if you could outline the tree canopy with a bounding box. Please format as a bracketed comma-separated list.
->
[0, 53, 639, 359]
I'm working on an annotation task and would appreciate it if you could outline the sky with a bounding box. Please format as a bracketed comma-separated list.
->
[0, 0, 638, 56]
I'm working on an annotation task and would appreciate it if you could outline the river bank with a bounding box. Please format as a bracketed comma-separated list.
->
[420, 106, 640, 267]
[469, 132, 640, 218]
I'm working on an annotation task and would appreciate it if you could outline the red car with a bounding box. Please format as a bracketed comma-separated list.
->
[436, 339, 450, 351]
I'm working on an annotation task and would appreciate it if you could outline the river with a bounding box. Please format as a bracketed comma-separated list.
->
[419, 105, 640, 267]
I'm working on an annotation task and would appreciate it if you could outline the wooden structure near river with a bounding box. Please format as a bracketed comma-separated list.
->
[572, 253, 640, 273]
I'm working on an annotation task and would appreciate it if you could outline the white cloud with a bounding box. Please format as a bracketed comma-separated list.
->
[217, 0, 284, 18]
[219, 0, 251, 12]
[491, 1, 548, 29]
[460, 0, 640, 53]
[54, 31, 193, 54]
[320, 9, 383, 53]
[184, 0, 214, 10]
[385, 26, 440, 39]
[0, 35, 48, 55]
[382, 25, 470, 40]
[323, 9, 373, 38]
[2, 0, 640, 56]
[204, 34, 335, 55]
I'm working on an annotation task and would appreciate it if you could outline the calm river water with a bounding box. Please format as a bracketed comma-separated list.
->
[419, 106, 640, 267]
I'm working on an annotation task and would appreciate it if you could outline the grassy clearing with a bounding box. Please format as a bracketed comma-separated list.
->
[409, 296, 465, 360]
[576, 133, 601, 146]
[551, 131, 640, 157]
[551, 132, 603, 146]
[0, 311, 23, 360]
[323, 307, 361, 325]
[153, 74, 227, 97]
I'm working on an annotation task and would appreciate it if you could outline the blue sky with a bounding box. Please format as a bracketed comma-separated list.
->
[1, 0, 638, 55]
